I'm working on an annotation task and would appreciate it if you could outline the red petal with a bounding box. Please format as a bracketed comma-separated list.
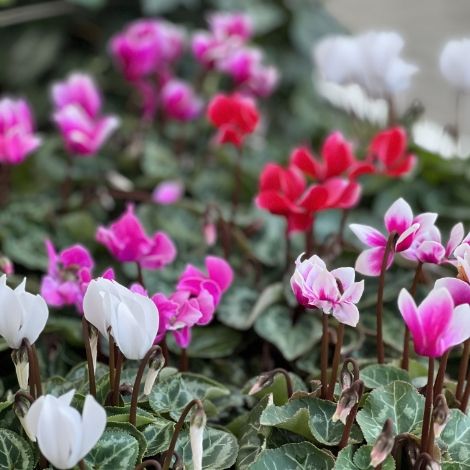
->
[369, 127, 407, 167]
[287, 212, 313, 233]
[298, 185, 328, 211]
[259, 163, 284, 191]
[290, 146, 322, 179]
[322, 131, 354, 178]
[256, 191, 297, 215]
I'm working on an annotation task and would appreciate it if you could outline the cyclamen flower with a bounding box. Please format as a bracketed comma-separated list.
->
[25, 391, 106, 470]
[398, 287, 470, 357]
[0, 276, 49, 349]
[207, 93, 259, 147]
[52, 73, 119, 156]
[350, 198, 427, 276]
[160, 79, 203, 122]
[96, 204, 176, 270]
[290, 254, 364, 327]
[290, 132, 362, 209]
[256, 163, 328, 233]
[0, 98, 41, 165]
[40, 240, 94, 311]
[152, 180, 184, 205]
[439, 39, 470, 92]
[208, 11, 252, 40]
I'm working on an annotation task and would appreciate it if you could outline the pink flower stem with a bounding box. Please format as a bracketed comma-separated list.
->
[433, 349, 450, 398]
[320, 313, 330, 399]
[81, 318, 96, 397]
[337, 209, 349, 247]
[376, 233, 396, 364]
[456, 339, 470, 401]
[162, 399, 203, 470]
[129, 346, 162, 426]
[402, 262, 423, 370]
[22, 339, 41, 400]
[326, 322, 345, 400]
[161, 335, 169, 366]
[180, 348, 189, 372]
[112, 350, 124, 406]
[459, 363, 470, 412]
[305, 222, 315, 257]
[421, 357, 434, 453]
[136, 262, 144, 286]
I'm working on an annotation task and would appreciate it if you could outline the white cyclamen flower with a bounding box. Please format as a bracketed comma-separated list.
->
[25, 390, 106, 469]
[439, 39, 470, 92]
[0, 275, 48, 349]
[190, 404, 207, 470]
[83, 278, 159, 360]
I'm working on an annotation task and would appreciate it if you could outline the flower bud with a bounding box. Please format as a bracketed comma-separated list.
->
[203, 222, 217, 247]
[190, 402, 206, 470]
[11, 346, 29, 390]
[0, 256, 13, 275]
[370, 418, 395, 468]
[432, 394, 450, 439]
[340, 360, 355, 391]
[13, 392, 35, 441]
[332, 380, 362, 424]
[248, 373, 273, 396]
[143, 347, 165, 396]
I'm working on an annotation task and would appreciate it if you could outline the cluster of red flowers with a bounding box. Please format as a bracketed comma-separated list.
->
[256, 127, 416, 233]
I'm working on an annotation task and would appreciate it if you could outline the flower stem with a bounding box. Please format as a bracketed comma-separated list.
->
[456, 339, 470, 401]
[112, 350, 124, 406]
[327, 322, 345, 400]
[129, 346, 162, 426]
[433, 349, 450, 398]
[22, 339, 40, 399]
[82, 318, 96, 397]
[305, 223, 314, 257]
[338, 380, 364, 449]
[402, 262, 422, 370]
[134, 460, 162, 470]
[136, 262, 144, 286]
[320, 313, 330, 399]
[421, 357, 434, 453]
[285, 223, 291, 273]
[162, 399, 203, 470]
[30, 345, 42, 397]
[78, 460, 86, 470]
[264, 368, 294, 398]
[108, 333, 115, 394]
[459, 363, 470, 412]
[161, 336, 169, 366]
[376, 233, 395, 364]
[180, 348, 188, 372]
[230, 148, 242, 225]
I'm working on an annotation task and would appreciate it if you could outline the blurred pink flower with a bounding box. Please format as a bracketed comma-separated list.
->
[208, 12, 253, 40]
[96, 204, 176, 270]
[350, 198, 432, 276]
[290, 254, 364, 326]
[0, 98, 41, 165]
[0, 256, 13, 275]
[398, 287, 470, 357]
[157, 21, 185, 64]
[160, 79, 203, 121]
[40, 240, 94, 311]
[152, 180, 184, 205]
[52, 73, 119, 156]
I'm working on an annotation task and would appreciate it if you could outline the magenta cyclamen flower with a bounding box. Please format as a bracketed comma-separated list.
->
[0, 98, 41, 165]
[96, 204, 176, 270]
[290, 254, 364, 327]
[401, 221, 464, 265]
[160, 80, 203, 122]
[398, 287, 470, 357]
[177, 256, 233, 325]
[208, 12, 253, 40]
[52, 73, 119, 156]
[152, 180, 184, 205]
[40, 240, 94, 310]
[350, 198, 432, 276]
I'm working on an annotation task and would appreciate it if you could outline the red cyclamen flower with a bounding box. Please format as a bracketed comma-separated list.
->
[207, 93, 259, 147]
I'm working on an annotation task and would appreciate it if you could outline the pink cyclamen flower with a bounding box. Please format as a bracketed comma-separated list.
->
[290, 254, 364, 326]
[152, 291, 205, 348]
[0, 98, 41, 165]
[398, 287, 470, 357]
[40, 240, 94, 310]
[52, 73, 119, 156]
[350, 198, 431, 276]
[160, 80, 203, 121]
[96, 204, 176, 269]
[177, 256, 233, 325]
[401, 222, 464, 265]
[152, 180, 184, 205]
[208, 11, 253, 40]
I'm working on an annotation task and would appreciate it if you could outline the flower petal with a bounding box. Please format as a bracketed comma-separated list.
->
[384, 198, 413, 234]
[355, 246, 393, 277]
[435, 277, 470, 306]
[438, 304, 470, 355]
[349, 224, 387, 248]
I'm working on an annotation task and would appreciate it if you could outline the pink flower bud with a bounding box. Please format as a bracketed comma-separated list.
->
[203, 223, 217, 247]
[370, 419, 395, 468]
[332, 380, 362, 424]
[152, 180, 184, 205]
[0, 256, 13, 275]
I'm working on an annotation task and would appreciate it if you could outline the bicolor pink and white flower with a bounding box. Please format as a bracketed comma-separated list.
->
[398, 287, 470, 357]
[96, 204, 176, 270]
[0, 98, 41, 165]
[52, 73, 119, 156]
[350, 198, 428, 276]
[208, 11, 253, 41]
[290, 254, 364, 327]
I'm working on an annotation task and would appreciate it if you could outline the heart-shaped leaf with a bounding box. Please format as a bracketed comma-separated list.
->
[143, 418, 175, 457]
[360, 365, 411, 389]
[0, 429, 34, 470]
[439, 409, 470, 466]
[335, 444, 395, 469]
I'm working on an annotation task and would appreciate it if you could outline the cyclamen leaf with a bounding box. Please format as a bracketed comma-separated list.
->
[356, 381, 424, 444]
[143, 418, 175, 457]
[439, 409, 470, 466]
[335, 444, 395, 469]
[0, 429, 34, 470]
[251, 442, 335, 470]
[360, 365, 411, 389]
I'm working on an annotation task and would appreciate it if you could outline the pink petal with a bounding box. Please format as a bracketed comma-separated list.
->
[355, 246, 393, 277]
[416, 241, 446, 264]
[333, 303, 360, 327]
[205, 256, 233, 292]
[384, 198, 413, 235]
[173, 327, 192, 348]
[349, 224, 387, 248]
[438, 304, 470, 355]
[152, 180, 184, 205]
[413, 212, 438, 230]
[446, 223, 465, 257]
[331, 267, 355, 291]
[311, 269, 339, 302]
[398, 288, 421, 341]
[395, 223, 420, 252]
[341, 280, 364, 304]
[435, 277, 470, 306]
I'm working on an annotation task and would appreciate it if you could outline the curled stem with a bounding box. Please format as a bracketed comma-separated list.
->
[456, 339, 470, 401]
[262, 368, 294, 398]
[134, 460, 162, 470]
[82, 318, 96, 397]
[327, 322, 345, 400]
[162, 399, 203, 470]
[320, 313, 330, 399]
[376, 233, 396, 364]
[402, 262, 422, 370]
[338, 380, 364, 449]
[421, 357, 434, 453]
[130, 346, 163, 426]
